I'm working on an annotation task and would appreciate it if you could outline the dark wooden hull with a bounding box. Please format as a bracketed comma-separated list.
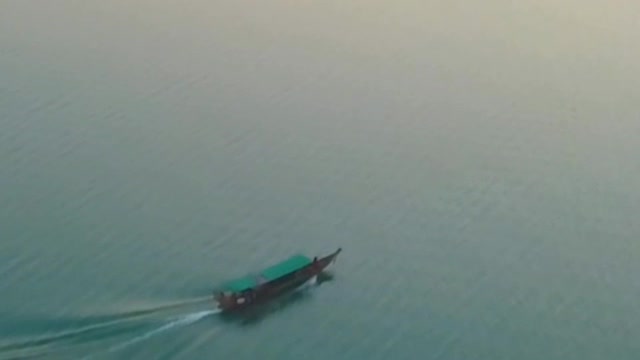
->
[214, 248, 341, 312]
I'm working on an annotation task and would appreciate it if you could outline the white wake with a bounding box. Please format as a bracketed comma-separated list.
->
[107, 309, 219, 353]
[80, 309, 219, 359]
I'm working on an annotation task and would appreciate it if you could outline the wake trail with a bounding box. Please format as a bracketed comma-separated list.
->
[13, 278, 321, 359]
[0, 298, 216, 360]
[108, 310, 219, 352]
[81, 309, 220, 359]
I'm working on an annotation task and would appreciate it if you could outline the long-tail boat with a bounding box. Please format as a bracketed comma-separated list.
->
[214, 248, 341, 311]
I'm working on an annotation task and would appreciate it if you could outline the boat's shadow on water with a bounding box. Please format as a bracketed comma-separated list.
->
[218, 272, 335, 326]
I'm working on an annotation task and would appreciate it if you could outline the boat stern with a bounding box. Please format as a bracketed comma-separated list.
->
[213, 291, 234, 311]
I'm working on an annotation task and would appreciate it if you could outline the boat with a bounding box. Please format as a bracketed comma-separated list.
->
[214, 248, 342, 311]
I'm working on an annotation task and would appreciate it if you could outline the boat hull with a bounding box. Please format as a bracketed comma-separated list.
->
[214, 248, 341, 312]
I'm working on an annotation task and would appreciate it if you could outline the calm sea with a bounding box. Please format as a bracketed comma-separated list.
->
[1, 1, 639, 359]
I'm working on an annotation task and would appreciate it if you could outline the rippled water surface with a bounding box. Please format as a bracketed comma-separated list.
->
[1, 1, 640, 359]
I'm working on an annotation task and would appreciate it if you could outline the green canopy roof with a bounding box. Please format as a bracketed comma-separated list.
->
[260, 254, 312, 281]
[221, 254, 312, 293]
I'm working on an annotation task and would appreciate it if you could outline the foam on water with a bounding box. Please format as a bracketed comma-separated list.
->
[106, 310, 219, 353]
[0, 299, 219, 360]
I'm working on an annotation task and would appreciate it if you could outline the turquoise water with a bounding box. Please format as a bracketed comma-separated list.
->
[2, 1, 640, 359]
